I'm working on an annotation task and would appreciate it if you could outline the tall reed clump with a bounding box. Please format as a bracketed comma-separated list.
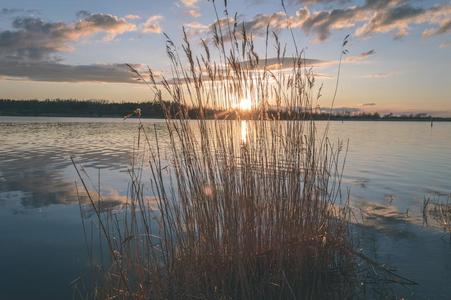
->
[75, 2, 358, 299]
[423, 193, 451, 241]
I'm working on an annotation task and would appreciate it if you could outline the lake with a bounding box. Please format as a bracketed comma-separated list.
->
[1, 116, 450, 299]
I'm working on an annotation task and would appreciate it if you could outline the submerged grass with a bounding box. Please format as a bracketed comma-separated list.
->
[423, 193, 451, 241]
[72, 1, 369, 298]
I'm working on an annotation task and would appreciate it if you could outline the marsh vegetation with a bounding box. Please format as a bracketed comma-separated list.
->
[72, 2, 417, 299]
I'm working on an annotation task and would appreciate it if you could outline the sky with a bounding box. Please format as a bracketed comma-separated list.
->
[0, 0, 450, 115]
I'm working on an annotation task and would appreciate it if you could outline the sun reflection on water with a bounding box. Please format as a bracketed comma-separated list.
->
[240, 120, 248, 144]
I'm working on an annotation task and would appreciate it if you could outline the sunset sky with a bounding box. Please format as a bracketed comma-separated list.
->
[0, 0, 450, 115]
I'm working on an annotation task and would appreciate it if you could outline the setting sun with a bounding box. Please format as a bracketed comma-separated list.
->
[239, 97, 252, 111]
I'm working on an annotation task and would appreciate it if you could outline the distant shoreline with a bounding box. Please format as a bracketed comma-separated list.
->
[1, 114, 451, 122]
[1, 99, 450, 121]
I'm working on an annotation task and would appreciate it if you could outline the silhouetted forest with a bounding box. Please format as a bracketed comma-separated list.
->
[1, 99, 450, 121]
[0, 99, 166, 118]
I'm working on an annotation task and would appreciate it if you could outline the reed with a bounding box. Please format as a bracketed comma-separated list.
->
[423, 193, 451, 241]
[74, 1, 360, 298]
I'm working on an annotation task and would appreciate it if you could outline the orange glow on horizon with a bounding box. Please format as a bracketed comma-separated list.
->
[239, 97, 252, 111]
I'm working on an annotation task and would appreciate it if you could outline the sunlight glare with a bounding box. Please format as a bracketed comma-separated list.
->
[239, 97, 252, 111]
[240, 120, 248, 144]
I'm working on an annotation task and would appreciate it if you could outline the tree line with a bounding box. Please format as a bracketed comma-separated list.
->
[1, 99, 449, 121]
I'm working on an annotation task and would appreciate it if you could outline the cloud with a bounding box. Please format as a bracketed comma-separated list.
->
[198, 0, 451, 43]
[164, 56, 329, 85]
[344, 49, 376, 63]
[0, 13, 136, 61]
[180, 0, 202, 18]
[238, 12, 293, 35]
[362, 102, 376, 106]
[196, 5, 346, 42]
[1, 8, 22, 15]
[202, 12, 296, 43]
[142, 15, 163, 33]
[74, 13, 137, 40]
[361, 72, 394, 79]
[76, 10, 91, 18]
[184, 21, 210, 36]
[180, 0, 198, 7]
[0, 8, 39, 16]
[299, 7, 364, 41]
[440, 41, 451, 48]
[360, 49, 375, 57]
[0, 61, 143, 83]
[355, 2, 423, 38]
[0, 12, 169, 84]
[295, 0, 447, 41]
[422, 19, 451, 37]
[179, 0, 201, 18]
[161, 55, 329, 85]
[0, 12, 143, 83]
[187, 9, 202, 18]
[355, 1, 451, 39]
[292, 0, 350, 4]
[125, 14, 141, 20]
[238, 57, 326, 70]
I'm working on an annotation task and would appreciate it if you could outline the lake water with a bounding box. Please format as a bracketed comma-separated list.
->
[1, 116, 450, 299]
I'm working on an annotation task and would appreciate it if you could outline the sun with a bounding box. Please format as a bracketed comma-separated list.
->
[238, 97, 252, 111]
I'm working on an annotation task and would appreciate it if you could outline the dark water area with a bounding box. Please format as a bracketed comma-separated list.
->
[0, 116, 450, 299]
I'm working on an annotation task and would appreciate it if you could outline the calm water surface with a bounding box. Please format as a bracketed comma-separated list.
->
[1, 117, 450, 299]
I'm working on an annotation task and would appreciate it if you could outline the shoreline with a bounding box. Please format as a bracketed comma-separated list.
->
[1, 114, 451, 122]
